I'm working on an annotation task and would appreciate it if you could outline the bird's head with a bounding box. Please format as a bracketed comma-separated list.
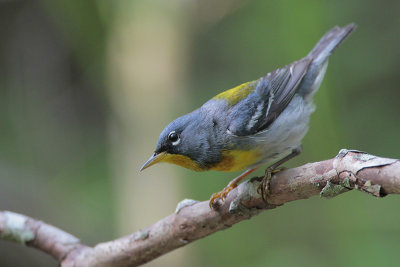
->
[140, 111, 208, 172]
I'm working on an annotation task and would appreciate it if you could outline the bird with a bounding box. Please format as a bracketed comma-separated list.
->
[140, 23, 356, 209]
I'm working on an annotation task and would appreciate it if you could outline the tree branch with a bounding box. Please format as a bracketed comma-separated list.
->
[1, 149, 399, 266]
[0, 210, 86, 262]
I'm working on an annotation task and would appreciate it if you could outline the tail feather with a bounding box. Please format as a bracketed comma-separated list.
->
[308, 23, 356, 64]
[297, 23, 356, 98]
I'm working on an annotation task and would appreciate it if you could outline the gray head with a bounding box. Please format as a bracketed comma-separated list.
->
[140, 110, 216, 171]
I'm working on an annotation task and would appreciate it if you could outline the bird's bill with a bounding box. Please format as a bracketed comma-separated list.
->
[140, 152, 167, 171]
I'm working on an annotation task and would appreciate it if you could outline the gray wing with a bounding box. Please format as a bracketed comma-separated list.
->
[227, 57, 312, 136]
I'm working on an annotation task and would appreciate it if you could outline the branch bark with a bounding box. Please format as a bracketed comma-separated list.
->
[1, 149, 399, 266]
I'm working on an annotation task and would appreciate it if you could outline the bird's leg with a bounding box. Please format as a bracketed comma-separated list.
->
[258, 145, 302, 201]
[209, 168, 256, 209]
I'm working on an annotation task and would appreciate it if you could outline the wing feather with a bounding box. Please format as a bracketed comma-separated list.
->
[226, 57, 312, 136]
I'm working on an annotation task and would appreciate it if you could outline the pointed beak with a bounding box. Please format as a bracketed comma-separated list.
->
[140, 152, 167, 172]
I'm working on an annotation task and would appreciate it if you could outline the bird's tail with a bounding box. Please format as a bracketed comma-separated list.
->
[297, 23, 356, 98]
[308, 23, 356, 65]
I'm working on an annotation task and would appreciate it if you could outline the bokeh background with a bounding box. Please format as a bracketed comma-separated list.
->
[1, 0, 399, 266]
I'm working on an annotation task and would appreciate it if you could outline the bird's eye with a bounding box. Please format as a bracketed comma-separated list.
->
[168, 131, 180, 145]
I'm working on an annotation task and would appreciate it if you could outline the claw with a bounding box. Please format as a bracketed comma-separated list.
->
[209, 168, 256, 210]
[256, 146, 301, 201]
[258, 167, 284, 201]
[209, 184, 236, 209]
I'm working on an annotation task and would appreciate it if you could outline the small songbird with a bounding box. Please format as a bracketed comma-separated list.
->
[140, 23, 356, 208]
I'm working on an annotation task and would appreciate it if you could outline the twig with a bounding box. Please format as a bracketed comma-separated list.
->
[1, 149, 399, 266]
[0, 210, 87, 263]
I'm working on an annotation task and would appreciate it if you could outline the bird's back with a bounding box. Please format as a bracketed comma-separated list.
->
[203, 23, 356, 171]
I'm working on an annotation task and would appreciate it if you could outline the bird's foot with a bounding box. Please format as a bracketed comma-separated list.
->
[209, 168, 256, 210]
[209, 184, 237, 209]
[257, 167, 285, 201]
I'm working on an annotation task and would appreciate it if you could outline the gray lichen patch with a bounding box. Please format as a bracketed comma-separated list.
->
[133, 229, 150, 241]
[320, 181, 350, 198]
[361, 180, 382, 197]
[337, 149, 350, 158]
[247, 178, 263, 199]
[229, 179, 259, 215]
[354, 153, 376, 162]
[175, 199, 199, 214]
[1, 211, 34, 244]
[342, 177, 351, 188]
[229, 198, 266, 216]
[229, 199, 249, 215]
[337, 149, 371, 159]
[310, 175, 324, 188]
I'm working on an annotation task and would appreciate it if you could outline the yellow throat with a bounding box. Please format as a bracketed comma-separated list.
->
[210, 149, 260, 172]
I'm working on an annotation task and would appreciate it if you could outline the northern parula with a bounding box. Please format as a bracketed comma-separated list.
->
[141, 23, 356, 208]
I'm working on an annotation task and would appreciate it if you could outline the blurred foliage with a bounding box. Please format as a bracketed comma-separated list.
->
[1, 0, 400, 266]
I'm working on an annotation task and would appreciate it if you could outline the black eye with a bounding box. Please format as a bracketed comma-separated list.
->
[168, 131, 180, 144]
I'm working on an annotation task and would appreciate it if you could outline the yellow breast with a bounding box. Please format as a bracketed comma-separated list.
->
[160, 149, 260, 172]
[210, 149, 261, 172]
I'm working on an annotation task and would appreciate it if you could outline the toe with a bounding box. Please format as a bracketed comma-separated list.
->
[209, 185, 235, 209]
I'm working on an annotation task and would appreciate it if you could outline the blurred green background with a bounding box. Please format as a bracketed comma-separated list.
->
[1, 0, 399, 266]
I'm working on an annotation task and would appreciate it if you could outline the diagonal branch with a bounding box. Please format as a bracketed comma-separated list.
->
[1, 149, 399, 266]
[0, 210, 87, 263]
